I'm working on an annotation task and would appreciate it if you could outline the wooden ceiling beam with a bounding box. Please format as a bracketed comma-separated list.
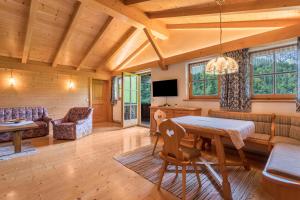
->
[52, 1, 84, 67]
[80, 0, 169, 40]
[77, 16, 114, 70]
[97, 27, 138, 72]
[147, 0, 300, 19]
[167, 18, 300, 29]
[118, 23, 300, 72]
[114, 40, 150, 71]
[144, 28, 168, 70]
[22, 0, 38, 64]
[123, 0, 150, 5]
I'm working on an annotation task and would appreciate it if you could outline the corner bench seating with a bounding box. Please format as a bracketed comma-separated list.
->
[208, 110, 300, 199]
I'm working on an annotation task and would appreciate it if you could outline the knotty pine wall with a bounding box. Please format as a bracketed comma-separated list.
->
[0, 68, 90, 119]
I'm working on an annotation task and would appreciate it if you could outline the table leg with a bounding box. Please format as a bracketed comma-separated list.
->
[214, 135, 232, 200]
[13, 131, 22, 153]
[237, 149, 251, 170]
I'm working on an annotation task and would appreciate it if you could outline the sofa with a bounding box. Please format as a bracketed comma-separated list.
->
[0, 107, 51, 142]
[51, 107, 93, 140]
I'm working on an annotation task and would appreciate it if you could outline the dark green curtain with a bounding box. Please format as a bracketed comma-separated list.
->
[220, 49, 251, 112]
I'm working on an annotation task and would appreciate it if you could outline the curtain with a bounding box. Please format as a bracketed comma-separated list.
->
[220, 48, 251, 112]
[111, 76, 118, 105]
[297, 37, 300, 112]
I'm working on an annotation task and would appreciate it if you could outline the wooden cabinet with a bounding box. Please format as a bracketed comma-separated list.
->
[150, 106, 202, 134]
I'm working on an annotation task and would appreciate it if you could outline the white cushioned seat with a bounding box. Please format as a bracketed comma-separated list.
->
[266, 143, 300, 181]
[271, 136, 300, 146]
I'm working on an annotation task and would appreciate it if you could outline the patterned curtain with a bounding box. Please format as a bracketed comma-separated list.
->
[220, 49, 251, 112]
[111, 76, 118, 105]
[297, 37, 300, 112]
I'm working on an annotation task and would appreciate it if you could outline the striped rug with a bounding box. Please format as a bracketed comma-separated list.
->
[114, 145, 272, 200]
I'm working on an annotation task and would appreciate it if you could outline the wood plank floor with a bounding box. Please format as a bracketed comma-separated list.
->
[0, 124, 178, 200]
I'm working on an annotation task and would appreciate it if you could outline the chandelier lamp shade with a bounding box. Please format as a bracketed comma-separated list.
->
[205, 0, 239, 75]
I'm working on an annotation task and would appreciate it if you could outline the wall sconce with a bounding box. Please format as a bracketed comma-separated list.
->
[9, 70, 16, 87]
[68, 79, 75, 90]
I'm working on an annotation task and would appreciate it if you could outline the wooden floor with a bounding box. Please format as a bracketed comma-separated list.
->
[0, 123, 267, 200]
[0, 124, 178, 200]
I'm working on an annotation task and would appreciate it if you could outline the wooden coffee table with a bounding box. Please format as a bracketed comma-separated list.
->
[0, 122, 38, 153]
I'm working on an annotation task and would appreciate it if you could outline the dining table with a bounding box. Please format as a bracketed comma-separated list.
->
[172, 116, 255, 200]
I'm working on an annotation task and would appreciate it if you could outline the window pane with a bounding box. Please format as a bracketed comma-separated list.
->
[191, 64, 205, 81]
[131, 90, 137, 103]
[253, 75, 273, 95]
[251, 53, 273, 75]
[192, 81, 204, 96]
[131, 76, 137, 91]
[205, 73, 217, 80]
[275, 73, 297, 94]
[124, 75, 130, 91]
[205, 79, 218, 95]
[275, 46, 297, 73]
[124, 90, 131, 103]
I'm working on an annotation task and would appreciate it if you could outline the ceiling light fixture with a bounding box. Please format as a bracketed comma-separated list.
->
[205, 0, 239, 75]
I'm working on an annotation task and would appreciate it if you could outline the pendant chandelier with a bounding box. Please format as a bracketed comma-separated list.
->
[205, 0, 239, 75]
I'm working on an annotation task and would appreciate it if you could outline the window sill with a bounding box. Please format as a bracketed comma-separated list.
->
[251, 99, 296, 103]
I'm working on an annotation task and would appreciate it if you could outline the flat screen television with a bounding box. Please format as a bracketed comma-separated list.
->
[152, 79, 178, 97]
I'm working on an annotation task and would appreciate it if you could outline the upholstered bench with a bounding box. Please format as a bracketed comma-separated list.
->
[208, 110, 274, 154]
[262, 143, 300, 199]
[271, 115, 300, 146]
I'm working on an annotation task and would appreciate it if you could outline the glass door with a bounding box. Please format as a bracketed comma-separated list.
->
[122, 72, 139, 128]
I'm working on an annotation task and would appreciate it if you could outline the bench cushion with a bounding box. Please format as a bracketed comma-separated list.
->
[271, 136, 300, 146]
[266, 143, 300, 181]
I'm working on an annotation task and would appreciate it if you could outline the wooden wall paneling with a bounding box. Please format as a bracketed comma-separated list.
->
[80, 0, 169, 40]
[52, 1, 84, 67]
[0, 56, 111, 80]
[22, 0, 38, 64]
[77, 16, 114, 70]
[146, 0, 300, 19]
[119, 23, 300, 72]
[143, 28, 167, 70]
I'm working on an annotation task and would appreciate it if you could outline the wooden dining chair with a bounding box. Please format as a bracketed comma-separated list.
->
[157, 119, 202, 200]
[152, 109, 167, 155]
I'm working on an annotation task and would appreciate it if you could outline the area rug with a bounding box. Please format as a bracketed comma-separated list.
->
[0, 141, 37, 160]
[114, 145, 272, 200]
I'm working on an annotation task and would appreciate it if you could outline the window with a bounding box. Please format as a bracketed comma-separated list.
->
[250, 45, 297, 99]
[188, 61, 219, 98]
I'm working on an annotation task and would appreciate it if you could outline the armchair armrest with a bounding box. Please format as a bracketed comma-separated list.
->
[76, 119, 86, 125]
[43, 116, 52, 123]
[51, 119, 63, 126]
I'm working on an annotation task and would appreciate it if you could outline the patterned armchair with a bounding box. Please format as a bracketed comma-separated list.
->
[0, 107, 51, 142]
[51, 107, 93, 140]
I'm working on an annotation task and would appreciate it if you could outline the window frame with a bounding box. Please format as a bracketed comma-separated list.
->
[250, 44, 297, 100]
[188, 61, 220, 99]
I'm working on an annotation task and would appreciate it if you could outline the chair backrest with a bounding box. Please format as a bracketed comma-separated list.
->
[154, 109, 166, 132]
[66, 107, 92, 122]
[159, 119, 186, 161]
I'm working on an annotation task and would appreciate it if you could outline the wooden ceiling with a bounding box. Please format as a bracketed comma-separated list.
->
[1, 0, 300, 74]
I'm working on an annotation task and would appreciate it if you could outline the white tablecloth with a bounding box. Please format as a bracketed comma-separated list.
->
[172, 116, 255, 149]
